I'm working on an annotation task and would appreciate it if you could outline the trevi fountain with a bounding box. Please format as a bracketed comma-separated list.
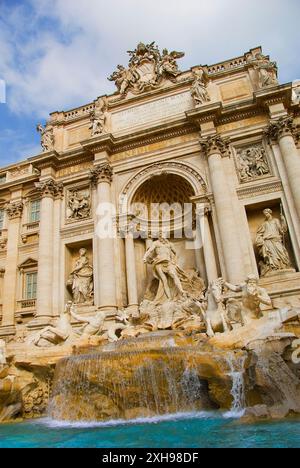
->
[0, 42, 300, 448]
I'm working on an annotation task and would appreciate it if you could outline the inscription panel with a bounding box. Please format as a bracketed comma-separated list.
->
[112, 91, 194, 132]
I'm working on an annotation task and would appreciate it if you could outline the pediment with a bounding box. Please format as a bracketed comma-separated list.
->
[18, 257, 38, 269]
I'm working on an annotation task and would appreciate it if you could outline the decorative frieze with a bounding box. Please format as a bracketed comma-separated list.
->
[66, 186, 91, 221]
[264, 116, 300, 143]
[200, 135, 231, 158]
[236, 144, 270, 182]
[90, 163, 113, 185]
[5, 201, 23, 220]
[35, 179, 63, 199]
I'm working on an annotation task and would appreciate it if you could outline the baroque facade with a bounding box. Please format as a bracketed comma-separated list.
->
[0, 43, 300, 342]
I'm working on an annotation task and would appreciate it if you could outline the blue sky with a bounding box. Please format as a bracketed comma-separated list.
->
[0, 0, 300, 167]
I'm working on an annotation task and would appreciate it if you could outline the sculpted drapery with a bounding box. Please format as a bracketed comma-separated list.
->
[255, 209, 291, 276]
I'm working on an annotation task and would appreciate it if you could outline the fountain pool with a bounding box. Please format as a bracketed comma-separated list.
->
[0, 412, 299, 448]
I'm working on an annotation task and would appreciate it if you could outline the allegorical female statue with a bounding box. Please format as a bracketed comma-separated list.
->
[255, 208, 292, 276]
[67, 248, 94, 304]
[190, 67, 210, 106]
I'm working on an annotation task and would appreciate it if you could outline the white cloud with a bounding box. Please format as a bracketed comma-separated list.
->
[0, 0, 300, 118]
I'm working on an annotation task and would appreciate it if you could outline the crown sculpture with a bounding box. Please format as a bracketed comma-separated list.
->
[108, 41, 185, 96]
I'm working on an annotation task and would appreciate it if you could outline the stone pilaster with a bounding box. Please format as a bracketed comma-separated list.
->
[1, 201, 23, 333]
[265, 116, 300, 220]
[90, 163, 117, 311]
[33, 179, 63, 326]
[200, 135, 245, 283]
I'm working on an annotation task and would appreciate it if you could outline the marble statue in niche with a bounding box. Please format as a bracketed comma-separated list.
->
[67, 248, 94, 304]
[236, 145, 270, 182]
[36, 123, 54, 152]
[249, 52, 278, 88]
[139, 234, 205, 331]
[89, 97, 109, 136]
[66, 188, 91, 220]
[190, 67, 210, 106]
[255, 208, 292, 277]
[143, 234, 187, 303]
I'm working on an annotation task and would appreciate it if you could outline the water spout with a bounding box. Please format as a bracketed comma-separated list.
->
[224, 353, 246, 417]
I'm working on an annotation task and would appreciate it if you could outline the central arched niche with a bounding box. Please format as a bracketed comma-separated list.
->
[131, 173, 195, 235]
[132, 173, 195, 206]
[129, 173, 202, 303]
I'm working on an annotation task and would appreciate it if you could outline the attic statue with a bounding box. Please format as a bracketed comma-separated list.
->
[36, 123, 54, 152]
[191, 67, 210, 106]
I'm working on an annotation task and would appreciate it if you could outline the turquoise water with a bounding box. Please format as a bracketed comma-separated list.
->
[0, 412, 299, 448]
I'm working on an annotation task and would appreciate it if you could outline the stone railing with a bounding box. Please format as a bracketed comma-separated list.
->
[23, 221, 40, 232]
[64, 104, 94, 121]
[16, 299, 36, 311]
[207, 57, 248, 75]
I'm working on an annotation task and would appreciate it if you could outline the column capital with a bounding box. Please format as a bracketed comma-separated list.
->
[90, 163, 113, 185]
[35, 178, 63, 199]
[264, 116, 300, 144]
[195, 203, 211, 217]
[200, 134, 231, 158]
[5, 201, 23, 220]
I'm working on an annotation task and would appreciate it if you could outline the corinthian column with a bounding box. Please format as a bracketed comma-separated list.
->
[34, 179, 63, 325]
[1, 201, 23, 332]
[200, 135, 244, 283]
[91, 163, 117, 311]
[266, 116, 300, 219]
[124, 217, 138, 313]
[196, 205, 218, 283]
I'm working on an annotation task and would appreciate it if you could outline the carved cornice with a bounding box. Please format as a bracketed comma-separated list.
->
[237, 179, 282, 199]
[35, 179, 64, 199]
[264, 116, 300, 143]
[200, 134, 231, 158]
[90, 163, 113, 185]
[5, 201, 23, 219]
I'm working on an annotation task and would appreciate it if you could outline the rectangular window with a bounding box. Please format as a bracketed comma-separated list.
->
[25, 272, 37, 299]
[29, 200, 40, 223]
[0, 209, 4, 230]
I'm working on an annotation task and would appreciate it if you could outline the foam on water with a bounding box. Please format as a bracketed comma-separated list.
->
[40, 410, 220, 429]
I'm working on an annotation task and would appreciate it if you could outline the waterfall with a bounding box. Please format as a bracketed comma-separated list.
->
[225, 353, 246, 417]
[48, 343, 222, 422]
[47, 333, 246, 423]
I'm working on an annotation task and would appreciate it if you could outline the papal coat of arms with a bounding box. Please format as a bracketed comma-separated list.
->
[108, 42, 184, 96]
